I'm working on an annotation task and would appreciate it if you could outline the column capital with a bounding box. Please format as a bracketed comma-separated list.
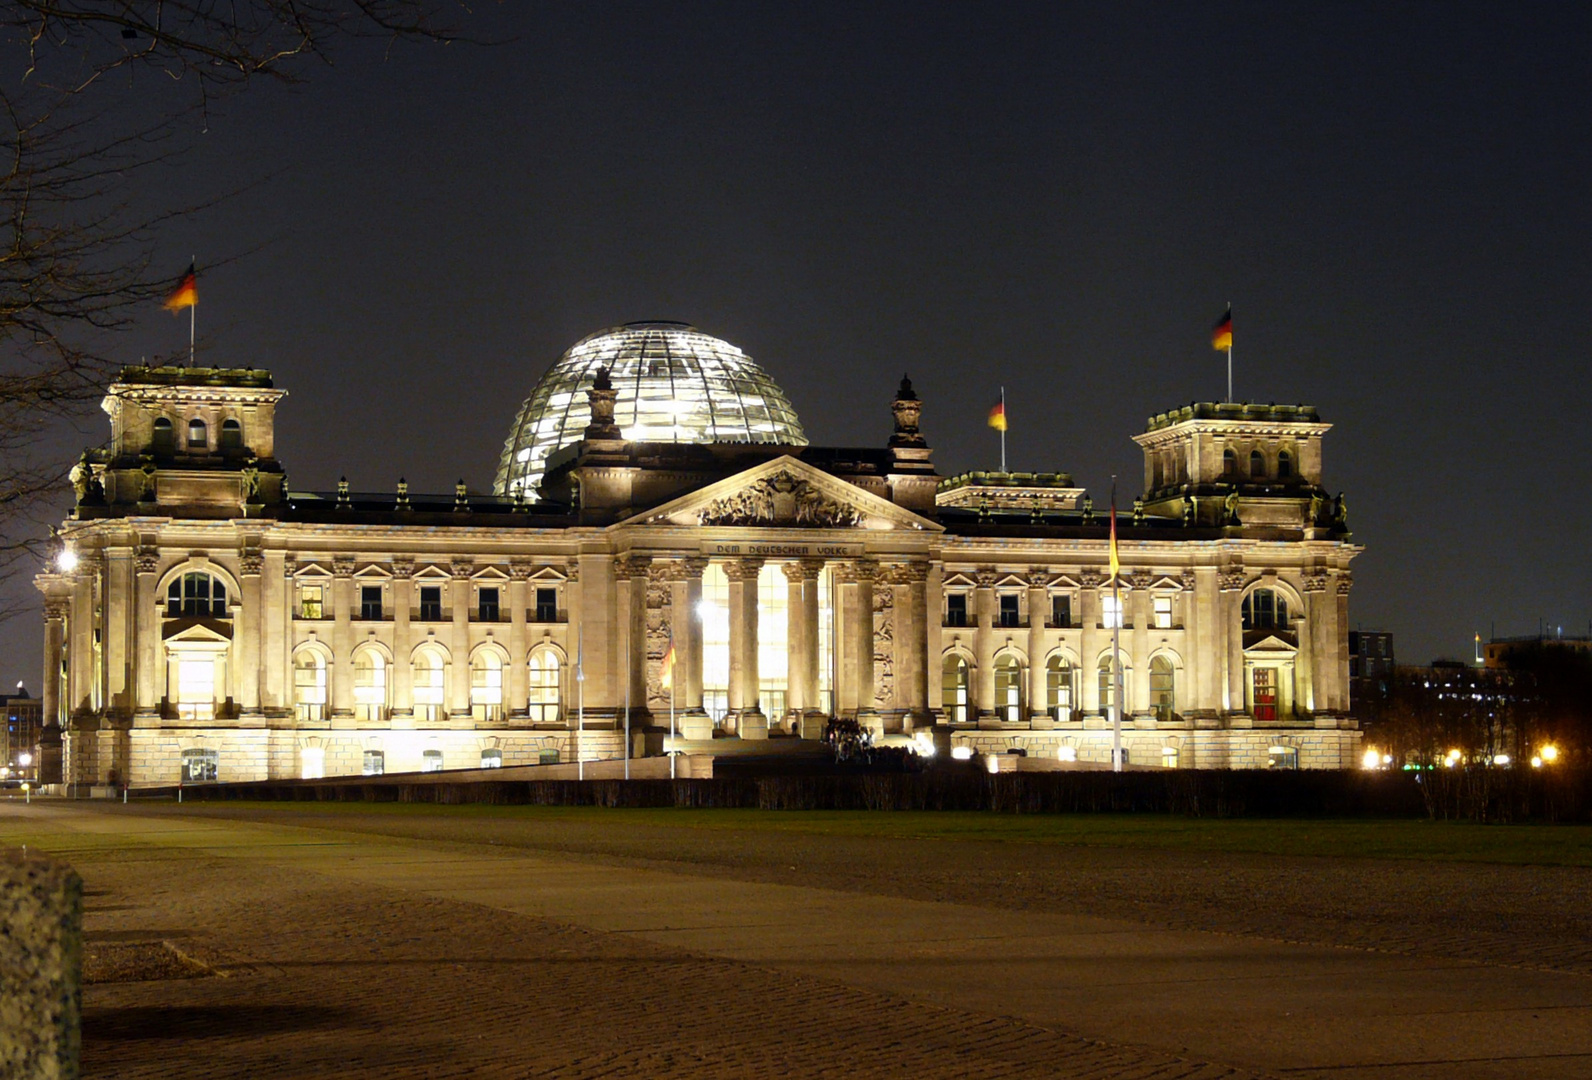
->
[781, 559, 823, 583]
[43, 600, 68, 622]
[1125, 569, 1153, 591]
[973, 567, 998, 588]
[615, 553, 653, 579]
[239, 553, 264, 577]
[564, 559, 580, 583]
[1219, 568, 1246, 592]
[1180, 569, 1197, 591]
[899, 561, 930, 584]
[390, 557, 415, 580]
[1025, 568, 1051, 589]
[722, 557, 763, 583]
[508, 559, 533, 581]
[1335, 570, 1353, 595]
[334, 557, 357, 579]
[1077, 568, 1104, 589]
[134, 545, 159, 575]
[449, 559, 474, 580]
[1302, 569, 1329, 593]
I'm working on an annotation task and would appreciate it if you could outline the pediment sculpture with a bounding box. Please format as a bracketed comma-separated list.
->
[697, 469, 863, 528]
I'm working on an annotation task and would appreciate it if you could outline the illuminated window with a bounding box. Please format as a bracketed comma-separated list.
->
[293, 650, 327, 721]
[1098, 654, 1129, 717]
[1046, 656, 1074, 722]
[994, 655, 1022, 722]
[815, 564, 834, 715]
[187, 418, 207, 448]
[1252, 668, 1277, 722]
[1241, 588, 1289, 630]
[298, 584, 324, 620]
[757, 563, 788, 720]
[471, 650, 504, 721]
[362, 749, 385, 776]
[353, 649, 387, 723]
[1150, 655, 1175, 722]
[941, 655, 969, 723]
[413, 647, 446, 722]
[181, 747, 217, 783]
[422, 749, 444, 773]
[1153, 595, 1173, 629]
[1268, 744, 1299, 769]
[528, 650, 560, 723]
[300, 746, 325, 780]
[480, 748, 503, 769]
[167, 572, 228, 618]
[1101, 594, 1123, 629]
[175, 658, 216, 721]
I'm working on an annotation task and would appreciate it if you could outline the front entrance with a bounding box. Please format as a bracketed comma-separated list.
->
[1252, 668, 1277, 722]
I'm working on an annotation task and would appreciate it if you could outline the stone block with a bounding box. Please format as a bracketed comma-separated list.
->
[0, 850, 81, 1080]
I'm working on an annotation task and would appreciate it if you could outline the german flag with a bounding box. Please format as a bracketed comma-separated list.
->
[1211, 307, 1232, 351]
[1108, 501, 1120, 583]
[659, 635, 677, 691]
[163, 263, 198, 312]
[987, 397, 1007, 431]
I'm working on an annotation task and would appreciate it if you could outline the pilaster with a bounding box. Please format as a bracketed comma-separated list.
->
[723, 557, 765, 737]
[972, 567, 996, 721]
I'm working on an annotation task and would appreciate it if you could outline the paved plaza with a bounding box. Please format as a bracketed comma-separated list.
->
[3, 800, 1592, 1079]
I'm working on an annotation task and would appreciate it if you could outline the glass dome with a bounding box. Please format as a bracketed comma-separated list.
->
[495, 322, 808, 496]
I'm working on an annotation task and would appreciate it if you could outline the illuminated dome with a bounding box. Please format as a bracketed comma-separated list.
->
[495, 322, 808, 496]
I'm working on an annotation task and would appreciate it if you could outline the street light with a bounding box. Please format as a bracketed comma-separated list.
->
[1541, 744, 1560, 764]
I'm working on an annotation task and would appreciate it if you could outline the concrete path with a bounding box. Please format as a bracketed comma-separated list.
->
[8, 800, 1592, 1079]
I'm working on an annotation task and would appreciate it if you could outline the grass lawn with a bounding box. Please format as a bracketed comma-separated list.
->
[85, 799, 1592, 868]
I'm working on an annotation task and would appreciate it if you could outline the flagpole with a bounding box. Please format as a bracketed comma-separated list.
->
[1000, 386, 1007, 473]
[1225, 301, 1232, 403]
[1111, 476, 1123, 774]
[623, 616, 630, 781]
[189, 255, 197, 367]
[670, 673, 677, 781]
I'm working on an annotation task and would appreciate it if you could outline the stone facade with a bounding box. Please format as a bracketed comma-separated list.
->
[37, 358, 1362, 785]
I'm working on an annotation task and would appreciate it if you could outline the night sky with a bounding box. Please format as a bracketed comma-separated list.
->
[5, 1, 1591, 686]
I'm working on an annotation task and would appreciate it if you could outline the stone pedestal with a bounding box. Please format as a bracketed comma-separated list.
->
[737, 708, 769, 740]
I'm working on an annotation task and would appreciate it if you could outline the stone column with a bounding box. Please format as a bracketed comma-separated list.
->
[724, 558, 765, 738]
[330, 557, 355, 718]
[669, 558, 709, 738]
[133, 547, 160, 717]
[623, 556, 655, 723]
[924, 562, 943, 720]
[1026, 570, 1049, 724]
[67, 570, 95, 721]
[261, 552, 288, 713]
[791, 560, 824, 734]
[41, 600, 65, 734]
[852, 559, 879, 725]
[449, 561, 472, 719]
[507, 562, 530, 718]
[1332, 572, 1353, 714]
[104, 551, 132, 720]
[782, 562, 811, 715]
[238, 552, 263, 716]
[904, 563, 932, 725]
[972, 568, 997, 722]
[1078, 571, 1103, 715]
[833, 565, 855, 714]
[1221, 568, 1247, 723]
[390, 559, 414, 722]
[1128, 571, 1152, 720]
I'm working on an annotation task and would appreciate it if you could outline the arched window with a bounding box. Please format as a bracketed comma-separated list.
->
[167, 571, 228, 618]
[1223, 448, 1237, 477]
[353, 649, 388, 723]
[1276, 449, 1293, 479]
[527, 650, 560, 723]
[187, 418, 208, 448]
[293, 650, 327, 722]
[480, 748, 503, 769]
[1150, 655, 1175, 723]
[219, 418, 243, 452]
[1249, 449, 1265, 478]
[1241, 588, 1290, 631]
[413, 647, 447, 722]
[994, 654, 1023, 723]
[941, 655, 969, 723]
[1046, 656, 1074, 722]
[470, 650, 504, 722]
[152, 417, 174, 455]
[1098, 654, 1129, 718]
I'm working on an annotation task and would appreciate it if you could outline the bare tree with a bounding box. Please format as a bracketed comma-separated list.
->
[0, 1, 469, 617]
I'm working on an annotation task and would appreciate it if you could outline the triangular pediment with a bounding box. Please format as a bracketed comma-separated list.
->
[524, 565, 568, 583]
[293, 562, 333, 579]
[1244, 633, 1298, 655]
[623, 455, 942, 533]
[412, 564, 453, 581]
[353, 564, 392, 580]
[162, 620, 233, 647]
[471, 565, 511, 582]
[1149, 575, 1186, 592]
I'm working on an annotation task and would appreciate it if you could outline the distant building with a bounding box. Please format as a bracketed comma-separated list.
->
[38, 324, 1366, 784]
[1347, 630, 1394, 722]
[1483, 633, 1592, 670]
[1, 686, 44, 779]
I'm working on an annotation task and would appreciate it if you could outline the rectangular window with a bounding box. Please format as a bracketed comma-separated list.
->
[478, 587, 500, 622]
[1153, 595, 1173, 629]
[181, 748, 218, 783]
[945, 593, 968, 627]
[1102, 594, 1123, 629]
[176, 658, 216, 721]
[1051, 595, 1072, 628]
[419, 585, 443, 621]
[534, 587, 558, 623]
[299, 584, 324, 620]
[360, 586, 383, 620]
[997, 594, 1021, 628]
[362, 750, 385, 776]
[421, 749, 444, 773]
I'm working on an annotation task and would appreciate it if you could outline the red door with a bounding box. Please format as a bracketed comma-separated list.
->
[1252, 668, 1276, 722]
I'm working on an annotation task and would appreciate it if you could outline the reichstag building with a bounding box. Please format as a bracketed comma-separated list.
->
[38, 322, 1363, 784]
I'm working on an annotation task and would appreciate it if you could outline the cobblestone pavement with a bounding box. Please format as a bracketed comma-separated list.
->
[6, 801, 1592, 1080]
